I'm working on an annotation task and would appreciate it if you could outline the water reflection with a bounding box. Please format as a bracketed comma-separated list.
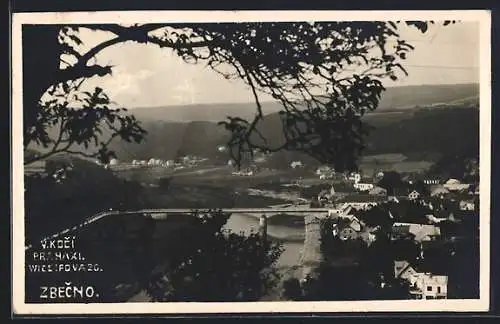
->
[223, 213, 304, 268]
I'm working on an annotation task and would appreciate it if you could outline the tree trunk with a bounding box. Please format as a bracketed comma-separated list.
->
[22, 25, 63, 147]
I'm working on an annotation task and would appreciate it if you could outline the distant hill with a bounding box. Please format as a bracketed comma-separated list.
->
[25, 83, 479, 167]
[128, 83, 479, 122]
[364, 107, 479, 157]
[376, 83, 479, 110]
[102, 105, 478, 166]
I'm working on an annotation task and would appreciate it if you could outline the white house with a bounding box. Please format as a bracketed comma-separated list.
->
[387, 196, 400, 203]
[316, 165, 332, 175]
[408, 190, 421, 201]
[254, 156, 267, 163]
[394, 261, 448, 299]
[459, 200, 475, 211]
[443, 179, 470, 192]
[354, 183, 375, 192]
[413, 273, 448, 299]
[109, 158, 119, 166]
[328, 205, 354, 218]
[290, 161, 303, 169]
[341, 201, 379, 211]
[423, 179, 441, 185]
[348, 172, 361, 184]
[392, 222, 441, 242]
[431, 186, 450, 198]
[425, 214, 448, 224]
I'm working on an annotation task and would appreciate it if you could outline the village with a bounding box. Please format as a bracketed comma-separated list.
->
[297, 164, 479, 300]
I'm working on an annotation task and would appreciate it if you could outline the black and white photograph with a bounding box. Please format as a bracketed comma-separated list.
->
[12, 10, 491, 315]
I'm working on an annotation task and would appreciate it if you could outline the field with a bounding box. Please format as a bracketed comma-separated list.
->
[359, 153, 433, 175]
[113, 151, 433, 209]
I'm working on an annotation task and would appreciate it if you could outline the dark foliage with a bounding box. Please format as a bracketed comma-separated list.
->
[158, 177, 172, 191]
[364, 107, 479, 158]
[427, 153, 479, 182]
[409, 180, 431, 197]
[386, 200, 433, 224]
[144, 211, 284, 302]
[353, 204, 393, 228]
[24, 156, 145, 245]
[282, 277, 303, 301]
[377, 171, 407, 196]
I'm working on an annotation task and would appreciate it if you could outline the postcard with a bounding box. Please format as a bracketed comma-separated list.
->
[11, 9, 491, 315]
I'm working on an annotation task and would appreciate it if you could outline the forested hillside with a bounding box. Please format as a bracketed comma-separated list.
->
[25, 83, 479, 168]
[105, 106, 478, 166]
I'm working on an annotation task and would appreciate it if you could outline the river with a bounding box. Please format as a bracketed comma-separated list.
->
[223, 213, 305, 270]
[127, 213, 306, 302]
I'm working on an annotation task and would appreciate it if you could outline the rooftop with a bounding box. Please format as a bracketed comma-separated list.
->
[337, 194, 386, 203]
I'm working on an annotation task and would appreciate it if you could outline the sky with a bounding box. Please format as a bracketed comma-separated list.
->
[76, 21, 480, 108]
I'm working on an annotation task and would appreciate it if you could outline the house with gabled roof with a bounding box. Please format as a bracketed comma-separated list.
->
[391, 224, 416, 241]
[387, 196, 400, 203]
[369, 186, 388, 196]
[347, 172, 361, 184]
[331, 214, 364, 241]
[425, 214, 448, 225]
[431, 186, 450, 198]
[459, 199, 475, 211]
[443, 179, 471, 192]
[394, 260, 448, 299]
[353, 182, 375, 192]
[408, 190, 421, 201]
[392, 222, 441, 242]
[336, 194, 386, 211]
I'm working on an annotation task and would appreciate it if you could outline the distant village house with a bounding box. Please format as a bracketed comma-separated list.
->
[459, 199, 475, 211]
[392, 223, 441, 242]
[290, 161, 304, 169]
[347, 172, 361, 184]
[369, 186, 388, 196]
[431, 186, 450, 198]
[394, 260, 448, 299]
[443, 179, 470, 192]
[331, 215, 363, 241]
[423, 179, 441, 185]
[353, 182, 375, 192]
[408, 190, 421, 201]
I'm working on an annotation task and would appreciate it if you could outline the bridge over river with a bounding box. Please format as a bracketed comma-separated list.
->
[26, 207, 331, 289]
